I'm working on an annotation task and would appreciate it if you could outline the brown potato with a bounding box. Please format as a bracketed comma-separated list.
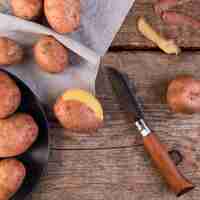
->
[0, 71, 21, 119]
[0, 37, 24, 66]
[44, 0, 80, 33]
[0, 159, 26, 200]
[0, 113, 39, 157]
[167, 75, 200, 114]
[34, 36, 69, 73]
[11, 0, 42, 20]
[54, 89, 104, 132]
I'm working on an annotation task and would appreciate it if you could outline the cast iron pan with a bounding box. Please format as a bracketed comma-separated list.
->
[0, 69, 49, 200]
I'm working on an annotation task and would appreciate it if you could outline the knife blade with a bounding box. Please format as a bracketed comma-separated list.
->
[107, 67, 150, 137]
[107, 66, 194, 196]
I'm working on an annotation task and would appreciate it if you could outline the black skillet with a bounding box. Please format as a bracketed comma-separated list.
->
[0, 69, 49, 200]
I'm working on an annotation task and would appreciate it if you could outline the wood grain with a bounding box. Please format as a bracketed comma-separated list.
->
[32, 51, 200, 199]
[111, 0, 200, 49]
[30, 146, 199, 200]
[143, 133, 194, 196]
[51, 51, 200, 151]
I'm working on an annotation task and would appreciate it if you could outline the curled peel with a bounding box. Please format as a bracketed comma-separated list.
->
[137, 17, 181, 55]
[62, 89, 103, 121]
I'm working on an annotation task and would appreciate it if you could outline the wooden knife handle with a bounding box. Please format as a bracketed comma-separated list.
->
[143, 133, 194, 196]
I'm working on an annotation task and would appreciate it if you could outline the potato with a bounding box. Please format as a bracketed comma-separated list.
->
[167, 75, 200, 114]
[54, 89, 104, 132]
[0, 113, 39, 157]
[11, 0, 42, 20]
[0, 37, 24, 66]
[44, 0, 80, 33]
[0, 71, 21, 119]
[0, 159, 26, 200]
[34, 36, 69, 73]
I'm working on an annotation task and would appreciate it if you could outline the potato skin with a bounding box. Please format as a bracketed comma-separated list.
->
[0, 113, 39, 157]
[44, 0, 80, 33]
[11, 0, 42, 20]
[0, 159, 26, 200]
[54, 99, 103, 132]
[34, 36, 69, 73]
[167, 75, 200, 114]
[0, 37, 24, 66]
[0, 72, 21, 119]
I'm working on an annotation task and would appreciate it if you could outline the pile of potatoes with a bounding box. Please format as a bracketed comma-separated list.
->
[1, 0, 81, 73]
[0, 0, 104, 134]
[0, 71, 39, 200]
[0, 1, 102, 199]
[0, 35, 104, 133]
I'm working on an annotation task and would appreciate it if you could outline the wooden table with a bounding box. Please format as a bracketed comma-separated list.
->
[31, 0, 200, 199]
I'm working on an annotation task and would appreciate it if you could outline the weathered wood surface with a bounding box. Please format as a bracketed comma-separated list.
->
[112, 0, 200, 49]
[27, 0, 200, 199]
[31, 51, 200, 200]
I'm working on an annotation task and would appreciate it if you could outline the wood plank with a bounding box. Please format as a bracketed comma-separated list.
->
[30, 147, 199, 200]
[51, 51, 200, 151]
[29, 52, 200, 199]
[111, 0, 200, 49]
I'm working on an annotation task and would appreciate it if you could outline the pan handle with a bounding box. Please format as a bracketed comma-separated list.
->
[143, 133, 194, 196]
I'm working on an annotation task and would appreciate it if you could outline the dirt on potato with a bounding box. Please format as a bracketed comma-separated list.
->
[0, 71, 21, 119]
[0, 113, 39, 157]
[0, 37, 24, 65]
[44, 0, 80, 33]
[0, 159, 26, 200]
[34, 36, 69, 73]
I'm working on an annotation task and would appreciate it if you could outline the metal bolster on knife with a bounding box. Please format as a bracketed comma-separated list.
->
[135, 119, 151, 137]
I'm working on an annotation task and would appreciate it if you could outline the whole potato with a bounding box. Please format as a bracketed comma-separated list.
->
[44, 0, 80, 33]
[0, 113, 39, 157]
[0, 159, 26, 200]
[167, 75, 200, 114]
[11, 0, 42, 20]
[34, 36, 69, 73]
[0, 37, 24, 65]
[54, 89, 104, 132]
[0, 71, 21, 119]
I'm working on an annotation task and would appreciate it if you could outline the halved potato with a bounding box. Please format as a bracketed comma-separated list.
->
[54, 89, 104, 132]
[0, 37, 24, 66]
[44, 0, 80, 33]
[0, 159, 26, 200]
[0, 71, 21, 119]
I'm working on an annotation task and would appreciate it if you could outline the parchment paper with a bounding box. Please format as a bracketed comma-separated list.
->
[0, 0, 135, 106]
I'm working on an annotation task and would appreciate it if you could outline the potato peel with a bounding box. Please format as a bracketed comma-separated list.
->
[137, 17, 181, 55]
[162, 11, 200, 29]
[154, 0, 192, 16]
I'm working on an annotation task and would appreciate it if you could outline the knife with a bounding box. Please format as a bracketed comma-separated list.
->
[107, 67, 194, 196]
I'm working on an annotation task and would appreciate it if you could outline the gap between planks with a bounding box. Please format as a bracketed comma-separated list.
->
[109, 46, 200, 52]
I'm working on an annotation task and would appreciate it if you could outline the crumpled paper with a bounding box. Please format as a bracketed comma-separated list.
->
[0, 0, 135, 106]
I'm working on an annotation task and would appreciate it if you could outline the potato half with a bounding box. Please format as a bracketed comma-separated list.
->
[0, 159, 26, 200]
[0, 37, 24, 66]
[0, 113, 39, 157]
[44, 0, 81, 33]
[0, 71, 21, 119]
[167, 75, 200, 114]
[11, 0, 42, 20]
[54, 89, 104, 132]
[34, 36, 69, 73]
